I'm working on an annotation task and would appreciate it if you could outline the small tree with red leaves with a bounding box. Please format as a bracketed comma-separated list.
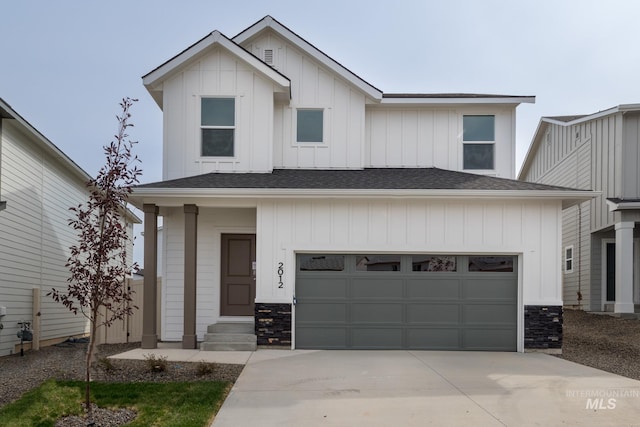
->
[49, 97, 141, 421]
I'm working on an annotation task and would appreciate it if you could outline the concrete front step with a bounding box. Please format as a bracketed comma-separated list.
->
[202, 321, 257, 351]
[200, 341, 257, 351]
[203, 332, 257, 343]
[207, 322, 254, 334]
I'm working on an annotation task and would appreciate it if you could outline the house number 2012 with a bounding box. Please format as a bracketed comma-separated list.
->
[277, 262, 284, 288]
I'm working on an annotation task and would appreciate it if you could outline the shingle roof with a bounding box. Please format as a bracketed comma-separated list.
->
[136, 168, 583, 192]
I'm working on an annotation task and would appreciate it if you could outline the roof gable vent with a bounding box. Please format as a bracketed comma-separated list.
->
[264, 49, 274, 65]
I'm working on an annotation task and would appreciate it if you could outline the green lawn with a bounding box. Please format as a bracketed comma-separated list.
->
[0, 379, 231, 427]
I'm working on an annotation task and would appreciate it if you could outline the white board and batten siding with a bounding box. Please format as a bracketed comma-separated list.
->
[0, 121, 89, 356]
[255, 198, 563, 307]
[365, 107, 516, 178]
[162, 47, 276, 180]
[160, 207, 256, 341]
[245, 31, 368, 170]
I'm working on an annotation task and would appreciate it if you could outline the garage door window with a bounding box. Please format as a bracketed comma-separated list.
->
[468, 256, 514, 272]
[412, 255, 457, 272]
[299, 255, 345, 271]
[356, 255, 401, 271]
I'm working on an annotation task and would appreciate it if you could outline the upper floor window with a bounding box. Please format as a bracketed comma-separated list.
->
[201, 97, 235, 157]
[463, 115, 495, 170]
[297, 109, 323, 143]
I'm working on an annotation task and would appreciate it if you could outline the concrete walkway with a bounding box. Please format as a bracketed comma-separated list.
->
[211, 350, 640, 427]
[109, 342, 252, 365]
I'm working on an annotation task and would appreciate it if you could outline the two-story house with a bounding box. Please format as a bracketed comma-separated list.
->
[519, 105, 640, 316]
[0, 97, 140, 357]
[132, 16, 594, 352]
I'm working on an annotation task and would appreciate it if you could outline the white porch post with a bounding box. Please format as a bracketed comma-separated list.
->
[615, 221, 635, 313]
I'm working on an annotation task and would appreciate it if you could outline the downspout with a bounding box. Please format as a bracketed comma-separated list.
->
[577, 203, 582, 308]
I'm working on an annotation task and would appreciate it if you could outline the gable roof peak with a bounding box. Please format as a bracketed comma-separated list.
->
[233, 16, 383, 100]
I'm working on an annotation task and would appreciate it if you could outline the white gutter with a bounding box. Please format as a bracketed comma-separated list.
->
[607, 199, 640, 212]
[380, 97, 535, 105]
[132, 187, 597, 201]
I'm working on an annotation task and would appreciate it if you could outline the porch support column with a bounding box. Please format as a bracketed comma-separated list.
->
[182, 204, 199, 349]
[142, 204, 159, 349]
[615, 221, 635, 313]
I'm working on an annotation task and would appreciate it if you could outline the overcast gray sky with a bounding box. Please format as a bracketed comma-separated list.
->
[3, 0, 640, 264]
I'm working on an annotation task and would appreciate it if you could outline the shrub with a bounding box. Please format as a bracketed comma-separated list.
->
[96, 357, 116, 372]
[196, 360, 217, 376]
[143, 354, 168, 373]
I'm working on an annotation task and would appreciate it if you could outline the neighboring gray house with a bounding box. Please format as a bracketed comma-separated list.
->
[0, 98, 140, 357]
[519, 105, 640, 314]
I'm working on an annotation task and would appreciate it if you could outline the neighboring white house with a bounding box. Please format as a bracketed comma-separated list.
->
[519, 106, 640, 315]
[0, 97, 139, 357]
[132, 16, 595, 352]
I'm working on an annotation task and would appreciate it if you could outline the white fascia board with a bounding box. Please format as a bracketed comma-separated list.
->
[606, 199, 640, 212]
[380, 97, 535, 106]
[232, 17, 382, 100]
[131, 187, 598, 207]
[143, 31, 290, 93]
[543, 104, 640, 127]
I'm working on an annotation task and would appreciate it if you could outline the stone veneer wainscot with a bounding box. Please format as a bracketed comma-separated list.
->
[255, 303, 292, 347]
[524, 305, 563, 350]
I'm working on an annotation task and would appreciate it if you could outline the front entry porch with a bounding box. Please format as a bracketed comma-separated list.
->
[141, 203, 258, 350]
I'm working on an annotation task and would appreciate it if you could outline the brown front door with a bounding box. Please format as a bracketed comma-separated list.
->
[220, 234, 256, 316]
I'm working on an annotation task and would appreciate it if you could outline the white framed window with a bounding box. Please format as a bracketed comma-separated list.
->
[565, 245, 574, 274]
[201, 97, 235, 157]
[296, 109, 324, 143]
[463, 115, 495, 170]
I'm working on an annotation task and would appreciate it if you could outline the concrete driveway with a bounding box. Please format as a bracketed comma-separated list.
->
[212, 350, 640, 426]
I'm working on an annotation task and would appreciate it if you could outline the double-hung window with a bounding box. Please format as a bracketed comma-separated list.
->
[297, 109, 323, 143]
[201, 97, 235, 157]
[565, 246, 574, 274]
[463, 115, 495, 170]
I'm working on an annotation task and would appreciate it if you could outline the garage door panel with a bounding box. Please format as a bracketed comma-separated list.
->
[406, 278, 461, 299]
[296, 303, 347, 322]
[351, 328, 403, 348]
[352, 303, 403, 323]
[296, 278, 348, 298]
[406, 304, 460, 324]
[463, 278, 517, 300]
[296, 327, 347, 349]
[462, 328, 517, 351]
[407, 328, 461, 349]
[296, 254, 517, 351]
[351, 278, 403, 298]
[464, 304, 517, 325]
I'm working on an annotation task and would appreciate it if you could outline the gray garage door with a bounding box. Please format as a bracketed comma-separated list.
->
[295, 254, 517, 351]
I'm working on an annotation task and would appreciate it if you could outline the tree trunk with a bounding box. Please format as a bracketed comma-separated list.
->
[85, 314, 99, 423]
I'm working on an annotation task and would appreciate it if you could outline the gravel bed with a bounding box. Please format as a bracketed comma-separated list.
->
[0, 340, 243, 426]
[558, 309, 640, 380]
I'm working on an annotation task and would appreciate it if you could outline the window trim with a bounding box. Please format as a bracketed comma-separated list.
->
[565, 245, 574, 274]
[462, 114, 496, 171]
[200, 96, 236, 158]
[295, 107, 325, 145]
